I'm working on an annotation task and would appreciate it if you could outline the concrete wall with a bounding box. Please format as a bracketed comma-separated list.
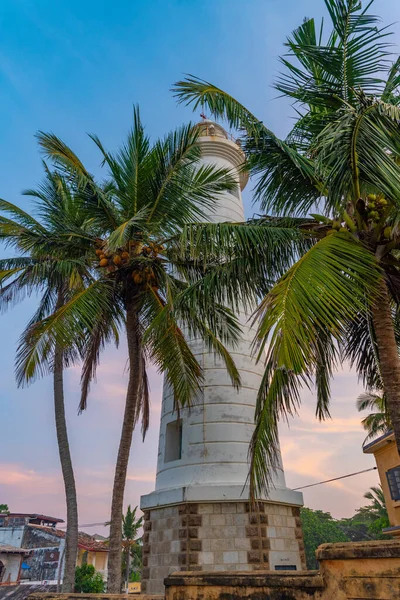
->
[0, 527, 25, 548]
[0, 553, 21, 583]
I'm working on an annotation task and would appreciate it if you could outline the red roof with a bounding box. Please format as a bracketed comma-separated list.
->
[1, 513, 64, 523]
[27, 525, 108, 552]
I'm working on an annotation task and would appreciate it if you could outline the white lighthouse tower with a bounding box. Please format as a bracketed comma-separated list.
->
[140, 121, 305, 595]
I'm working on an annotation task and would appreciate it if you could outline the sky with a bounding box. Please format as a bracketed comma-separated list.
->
[1, 0, 400, 535]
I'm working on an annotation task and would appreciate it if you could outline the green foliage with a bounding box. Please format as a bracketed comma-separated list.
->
[357, 392, 391, 443]
[302, 487, 391, 567]
[301, 508, 349, 569]
[122, 505, 143, 544]
[339, 486, 390, 541]
[74, 564, 105, 593]
[173, 0, 400, 497]
[129, 570, 141, 583]
[0, 504, 9, 513]
[121, 505, 143, 581]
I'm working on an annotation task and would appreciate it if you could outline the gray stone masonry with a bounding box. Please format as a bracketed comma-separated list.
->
[141, 500, 305, 595]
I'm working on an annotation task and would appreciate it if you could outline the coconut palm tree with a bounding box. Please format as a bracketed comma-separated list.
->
[357, 392, 391, 443]
[0, 170, 101, 591]
[121, 505, 142, 589]
[20, 108, 277, 591]
[173, 0, 400, 497]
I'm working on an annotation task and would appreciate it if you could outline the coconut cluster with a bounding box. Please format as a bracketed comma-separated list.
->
[95, 239, 163, 290]
[365, 193, 388, 223]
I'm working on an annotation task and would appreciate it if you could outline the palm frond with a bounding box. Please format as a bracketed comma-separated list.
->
[15, 280, 116, 386]
[316, 96, 400, 206]
[249, 232, 381, 496]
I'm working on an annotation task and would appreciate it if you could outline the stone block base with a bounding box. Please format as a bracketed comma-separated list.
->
[141, 500, 305, 595]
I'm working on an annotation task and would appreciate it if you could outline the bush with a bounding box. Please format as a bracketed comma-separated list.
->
[301, 508, 349, 569]
[75, 563, 105, 593]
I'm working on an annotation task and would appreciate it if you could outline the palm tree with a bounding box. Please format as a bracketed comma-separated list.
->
[357, 392, 391, 443]
[0, 171, 99, 591]
[21, 108, 267, 591]
[173, 0, 400, 497]
[358, 485, 390, 535]
[364, 486, 388, 519]
[121, 505, 142, 589]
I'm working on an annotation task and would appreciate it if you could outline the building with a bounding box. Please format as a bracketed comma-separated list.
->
[0, 515, 63, 529]
[0, 514, 108, 583]
[363, 430, 400, 536]
[140, 120, 305, 595]
[0, 545, 28, 585]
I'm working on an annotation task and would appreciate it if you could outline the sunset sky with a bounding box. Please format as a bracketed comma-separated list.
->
[1, 0, 399, 534]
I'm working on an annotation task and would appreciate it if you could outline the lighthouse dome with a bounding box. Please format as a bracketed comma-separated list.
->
[195, 119, 230, 139]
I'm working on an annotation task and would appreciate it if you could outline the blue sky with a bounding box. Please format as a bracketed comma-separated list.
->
[1, 0, 399, 531]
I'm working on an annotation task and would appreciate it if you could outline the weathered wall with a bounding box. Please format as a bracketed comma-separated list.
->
[142, 500, 306, 595]
[23, 546, 62, 582]
[164, 539, 400, 600]
[0, 527, 25, 548]
[21, 527, 64, 582]
[0, 554, 21, 583]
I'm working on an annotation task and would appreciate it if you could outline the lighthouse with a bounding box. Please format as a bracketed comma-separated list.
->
[140, 121, 305, 595]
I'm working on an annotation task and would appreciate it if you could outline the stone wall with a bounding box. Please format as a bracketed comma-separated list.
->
[142, 500, 305, 595]
[165, 539, 400, 600]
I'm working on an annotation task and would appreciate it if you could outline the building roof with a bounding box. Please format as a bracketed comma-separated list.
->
[27, 525, 108, 552]
[363, 430, 394, 454]
[0, 545, 29, 555]
[0, 513, 64, 523]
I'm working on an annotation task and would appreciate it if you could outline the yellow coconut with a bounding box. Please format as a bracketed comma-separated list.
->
[133, 272, 143, 284]
[99, 258, 109, 267]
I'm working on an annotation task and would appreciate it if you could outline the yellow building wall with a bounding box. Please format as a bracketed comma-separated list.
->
[373, 438, 400, 528]
[75, 548, 108, 576]
[94, 552, 107, 572]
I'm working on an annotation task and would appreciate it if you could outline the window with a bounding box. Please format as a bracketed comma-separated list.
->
[274, 565, 297, 571]
[386, 466, 400, 501]
[0, 518, 4, 528]
[164, 419, 182, 463]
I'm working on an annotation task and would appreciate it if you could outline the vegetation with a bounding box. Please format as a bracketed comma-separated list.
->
[0, 173, 97, 591]
[302, 486, 390, 568]
[0, 505, 9, 513]
[301, 508, 348, 569]
[8, 108, 271, 591]
[357, 392, 391, 443]
[74, 564, 105, 593]
[173, 0, 400, 497]
[121, 505, 143, 587]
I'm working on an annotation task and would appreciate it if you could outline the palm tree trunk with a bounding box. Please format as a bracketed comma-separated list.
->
[371, 278, 400, 453]
[54, 342, 79, 592]
[107, 306, 141, 593]
[125, 545, 130, 590]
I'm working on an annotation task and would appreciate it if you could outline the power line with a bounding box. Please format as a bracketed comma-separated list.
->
[58, 521, 108, 530]
[293, 466, 377, 491]
[57, 467, 378, 528]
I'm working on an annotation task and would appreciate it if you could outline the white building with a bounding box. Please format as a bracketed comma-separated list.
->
[140, 121, 305, 595]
